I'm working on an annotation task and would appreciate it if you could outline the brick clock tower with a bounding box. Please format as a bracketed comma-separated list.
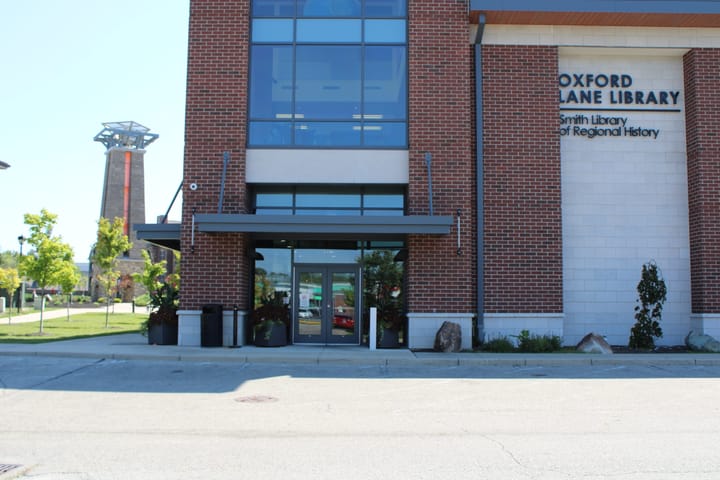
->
[92, 121, 158, 301]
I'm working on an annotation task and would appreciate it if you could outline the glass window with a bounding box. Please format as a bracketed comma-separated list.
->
[254, 186, 405, 215]
[362, 122, 406, 147]
[252, 19, 294, 42]
[365, 0, 405, 17]
[364, 19, 405, 43]
[295, 122, 361, 146]
[249, 122, 293, 146]
[253, 0, 296, 17]
[363, 191, 403, 209]
[298, 0, 362, 17]
[249, 0, 407, 148]
[297, 19, 361, 42]
[296, 46, 361, 120]
[296, 191, 361, 208]
[249, 45, 293, 119]
[364, 46, 406, 120]
[256, 192, 294, 207]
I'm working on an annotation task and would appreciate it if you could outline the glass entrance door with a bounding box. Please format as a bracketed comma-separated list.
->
[294, 265, 359, 345]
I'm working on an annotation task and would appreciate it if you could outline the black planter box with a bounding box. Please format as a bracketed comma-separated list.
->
[148, 322, 179, 345]
[254, 323, 287, 347]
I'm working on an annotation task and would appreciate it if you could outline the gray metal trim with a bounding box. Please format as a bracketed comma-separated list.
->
[195, 214, 453, 235]
[470, 0, 720, 14]
[134, 223, 181, 250]
[134, 223, 181, 240]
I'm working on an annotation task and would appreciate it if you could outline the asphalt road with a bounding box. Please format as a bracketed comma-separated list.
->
[1, 356, 720, 480]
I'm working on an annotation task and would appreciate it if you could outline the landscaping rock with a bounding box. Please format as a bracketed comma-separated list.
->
[434, 321, 462, 353]
[576, 332, 613, 354]
[685, 331, 720, 353]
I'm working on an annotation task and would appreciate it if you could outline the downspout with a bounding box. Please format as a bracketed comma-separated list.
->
[474, 15, 485, 342]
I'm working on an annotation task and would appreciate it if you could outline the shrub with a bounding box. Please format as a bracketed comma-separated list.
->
[134, 294, 151, 307]
[629, 261, 666, 350]
[480, 336, 516, 353]
[516, 329, 563, 353]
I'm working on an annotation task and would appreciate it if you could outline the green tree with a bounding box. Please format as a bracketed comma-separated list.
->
[0, 250, 18, 269]
[362, 250, 405, 332]
[132, 250, 179, 311]
[629, 261, 667, 350]
[19, 209, 75, 333]
[57, 262, 81, 321]
[0, 267, 21, 323]
[92, 217, 132, 328]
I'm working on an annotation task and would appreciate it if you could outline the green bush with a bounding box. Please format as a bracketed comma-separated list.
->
[481, 336, 516, 353]
[516, 330, 563, 353]
[133, 294, 151, 307]
[629, 261, 666, 350]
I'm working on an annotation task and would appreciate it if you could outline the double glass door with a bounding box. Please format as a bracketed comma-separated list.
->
[294, 265, 359, 344]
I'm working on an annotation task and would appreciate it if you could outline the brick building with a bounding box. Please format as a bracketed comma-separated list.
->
[137, 0, 720, 347]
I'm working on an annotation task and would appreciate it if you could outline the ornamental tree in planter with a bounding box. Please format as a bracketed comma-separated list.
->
[252, 291, 290, 347]
[362, 250, 405, 348]
[629, 261, 667, 350]
[133, 250, 180, 345]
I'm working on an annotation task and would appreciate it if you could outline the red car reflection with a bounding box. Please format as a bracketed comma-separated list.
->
[332, 314, 355, 329]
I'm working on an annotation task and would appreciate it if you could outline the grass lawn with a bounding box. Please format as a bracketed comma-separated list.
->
[0, 312, 147, 344]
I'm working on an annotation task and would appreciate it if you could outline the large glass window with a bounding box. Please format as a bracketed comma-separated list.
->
[249, 0, 407, 148]
[253, 185, 405, 216]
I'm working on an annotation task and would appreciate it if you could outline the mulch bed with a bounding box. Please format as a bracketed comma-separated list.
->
[610, 345, 689, 354]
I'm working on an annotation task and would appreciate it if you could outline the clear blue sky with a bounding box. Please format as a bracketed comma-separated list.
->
[0, 1, 190, 261]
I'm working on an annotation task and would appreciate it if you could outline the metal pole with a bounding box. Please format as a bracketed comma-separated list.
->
[17, 235, 25, 313]
[425, 152, 434, 216]
[230, 304, 241, 348]
[218, 152, 230, 214]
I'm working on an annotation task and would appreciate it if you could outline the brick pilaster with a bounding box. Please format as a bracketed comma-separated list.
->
[482, 45, 563, 314]
[684, 48, 720, 314]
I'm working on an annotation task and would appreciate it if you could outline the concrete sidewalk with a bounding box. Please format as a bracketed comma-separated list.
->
[1, 329, 719, 367]
[1, 301, 137, 324]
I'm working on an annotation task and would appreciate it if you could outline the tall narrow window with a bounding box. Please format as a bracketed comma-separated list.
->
[249, 0, 407, 148]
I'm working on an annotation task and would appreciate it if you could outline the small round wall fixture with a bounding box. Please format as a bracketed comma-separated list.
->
[0, 160, 10, 170]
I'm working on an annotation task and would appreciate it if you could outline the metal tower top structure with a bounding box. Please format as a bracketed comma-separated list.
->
[93, 121, 159, 150]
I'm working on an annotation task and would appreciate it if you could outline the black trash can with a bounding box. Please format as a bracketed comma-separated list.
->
[201, 304, 223, 347]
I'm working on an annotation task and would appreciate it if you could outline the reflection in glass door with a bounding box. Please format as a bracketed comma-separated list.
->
[294, 265, 359, 344]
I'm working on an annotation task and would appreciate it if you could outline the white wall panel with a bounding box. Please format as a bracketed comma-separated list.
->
[560, 50, 691, 346]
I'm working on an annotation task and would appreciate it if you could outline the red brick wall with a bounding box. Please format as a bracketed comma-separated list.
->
[482, 45, 563, 313]
[180, 0, 250, 310]
[684, 49, 720, 314]
[406, 1, 475, 314]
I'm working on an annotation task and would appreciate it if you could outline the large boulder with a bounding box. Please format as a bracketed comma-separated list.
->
[434, 321, 462, 353]
[576, 333, 613, 354]
[685, 331, 720, 353]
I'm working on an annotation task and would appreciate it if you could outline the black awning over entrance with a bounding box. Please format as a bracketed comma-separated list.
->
[135, 214, 451, 249]
[195, 214, 453, 236]
[134, 223, 181, 251]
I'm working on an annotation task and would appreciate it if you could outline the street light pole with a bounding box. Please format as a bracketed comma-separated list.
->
[17, 235, 25, 313]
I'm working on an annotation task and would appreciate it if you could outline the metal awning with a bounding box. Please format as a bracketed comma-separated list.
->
[134, 214, 452, 248]
[469, 0, 720, 27]
[196, 214, 452, 236]
[134, 223, 181, 251]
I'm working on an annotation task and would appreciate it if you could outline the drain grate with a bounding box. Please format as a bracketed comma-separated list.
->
[0, 464, 21, 475]
[235, 395, 278, 403]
